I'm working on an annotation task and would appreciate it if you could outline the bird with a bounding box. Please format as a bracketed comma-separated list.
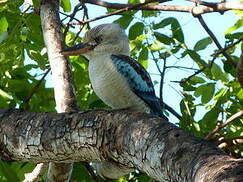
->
[61, 23, 168, 121]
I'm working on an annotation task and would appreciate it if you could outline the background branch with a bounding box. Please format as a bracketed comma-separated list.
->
[24, 68, 51, 105]
[84, 0, 243, 15]
[197, 14, 237, 67]
[205, 110, 243, 140]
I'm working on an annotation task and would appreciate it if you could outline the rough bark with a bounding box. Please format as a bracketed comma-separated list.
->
[0, 108, 242, 182]
[40, 0, 78, 181]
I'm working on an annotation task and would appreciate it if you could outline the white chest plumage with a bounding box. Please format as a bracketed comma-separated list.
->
[88, 55, 150, 113]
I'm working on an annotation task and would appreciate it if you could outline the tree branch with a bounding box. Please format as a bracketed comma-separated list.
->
[212, 38, 243, 57]
[24, 68, 51, 106]
[163, 102, 182, 120]
[79, 0, 168, 24]
[196, 14, 237, 67]
[40, 0, 79, 181]
[0, 108, 242, 181]
[23, 163, 48, 182]
[84, 0, 243, 15]
[178, 56, 216, 84]
[205, 110, 243, 140]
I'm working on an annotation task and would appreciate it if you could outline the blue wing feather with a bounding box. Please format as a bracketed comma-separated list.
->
[111, 54, 168, 120]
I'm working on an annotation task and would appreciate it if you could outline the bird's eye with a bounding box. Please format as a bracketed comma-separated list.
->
[94, 36, 102, 44]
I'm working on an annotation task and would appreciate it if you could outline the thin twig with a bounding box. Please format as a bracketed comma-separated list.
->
[159, 54, 167, 105]
[163, 102, 182, 120]
[60, 12, 82, 24]
[24, 68, 51, 104]
[205, 110, 243, 140]
[179, 54, 218, 84]
[197, 15, 237, 67]
[212, 38, 243, 57]
[63, 3, 83, 40]
[166, 66, 199, 71]
[80, 0, 168, 24]
[180, 67, 206, 83]
[178, 38, 243, 84]
[73, 4, 90, 43]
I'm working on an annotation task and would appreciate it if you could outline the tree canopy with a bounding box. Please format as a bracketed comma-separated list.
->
[0, 0, 242, 181]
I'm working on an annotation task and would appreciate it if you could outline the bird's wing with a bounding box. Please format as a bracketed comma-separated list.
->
[111, 54, 168, 120]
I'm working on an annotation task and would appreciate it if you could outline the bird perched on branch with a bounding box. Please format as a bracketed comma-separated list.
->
[61, 23, 168, 121]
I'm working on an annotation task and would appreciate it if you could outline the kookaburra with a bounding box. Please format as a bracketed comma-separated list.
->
[61, 23, 168, 121]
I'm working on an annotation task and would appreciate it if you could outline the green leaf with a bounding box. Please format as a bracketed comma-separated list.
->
[32, 0, 41, 8]
[0, 16, 8, 34]
[225, 17, 243, 34]
[153, 17, 175, 29]
[225, 32, 243, 40]
[0, 160, 19, 182]
[186, 50, 207, 67]
[214, 88, 228, 101]
[194, 83, 215, 104]
[153, 17, 184, 42]
[190, 76, 206, 85]
[180, 81, 196, 91]
[71, 163, 94, 182]
[223, 61, 236, 77]
[114, 15, 133, 29]
[211, 63, 228, 82]
[61, 0, 71, 12]
[171, 18, 184, 43]
[148, 40, 165, 51]
[0, 89, 11, 99]
[138, 47, 148, 68]
[129, 22, 144, 40]
[237, 89, 243, 100]
[179, 93, 196, 130]
[128, 0, 140, 4]
[154, 32, 174, 45]
[26, 14, 44, 46]
[194, 37, 212, 51]
[199, 108, 220, 133]
[142, 10, 159, 18]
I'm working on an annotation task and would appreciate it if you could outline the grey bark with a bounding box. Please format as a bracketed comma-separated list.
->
[0, 108, 242, 182]
[40, 0, 78, 181]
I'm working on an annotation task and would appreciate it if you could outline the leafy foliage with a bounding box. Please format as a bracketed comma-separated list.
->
[0, 0, 242, 181]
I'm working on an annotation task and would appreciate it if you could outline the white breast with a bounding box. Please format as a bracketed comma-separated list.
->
[88, 55, 150, 113]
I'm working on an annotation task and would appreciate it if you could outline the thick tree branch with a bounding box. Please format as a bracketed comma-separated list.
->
[40, 0, 79, 181]
[41, 0, 78, 113]
[84, 0, 243, 15]
[0, 108, 242, 182]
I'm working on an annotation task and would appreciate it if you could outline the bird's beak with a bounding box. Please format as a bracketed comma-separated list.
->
[61, 43, 94, 56]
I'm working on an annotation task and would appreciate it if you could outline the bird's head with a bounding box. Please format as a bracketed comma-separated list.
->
[61, 23, 130, 59]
